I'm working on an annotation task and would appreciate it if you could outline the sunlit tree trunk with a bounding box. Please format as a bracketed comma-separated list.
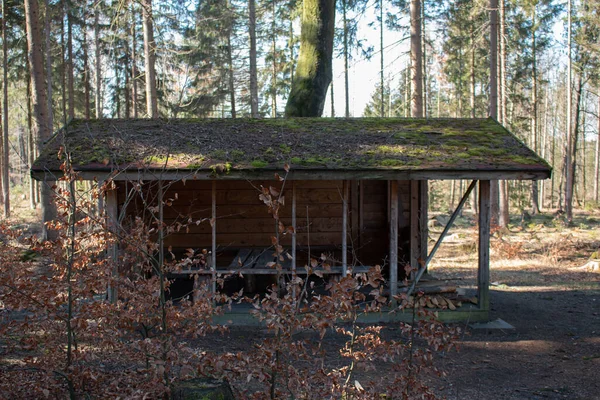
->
[94, 9, 102, 118]
[595, 93, 600, 204]
[131, 3, 138, 118]
[44, 0, 53, 129]
[489, 0, 499, 225]
[530, 10, 540, 214]
[379, 0, 384, 117]
[565, 0, 573, 221]
[249, 0, 258, 117]
[2, 0, 9, 217]
[142, 0, 158, 118]
[25, 0, 57, 240]
[285, 0, 335, 117]
[410, 0, 423, 117]
[342, 0, 349, 117]
[67, 6, 74, 120]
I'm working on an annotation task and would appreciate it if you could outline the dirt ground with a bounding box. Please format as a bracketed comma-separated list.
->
[3, 200, 600, 399]
[427, 211, 600, 400]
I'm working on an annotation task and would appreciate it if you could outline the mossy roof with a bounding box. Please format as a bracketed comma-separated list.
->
[32, 117, 551, 181]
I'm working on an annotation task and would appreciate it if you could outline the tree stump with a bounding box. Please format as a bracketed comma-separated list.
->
[172, 378, 235, 400]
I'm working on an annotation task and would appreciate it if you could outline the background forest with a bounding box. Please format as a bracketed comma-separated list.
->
[1, 0, 600, 223]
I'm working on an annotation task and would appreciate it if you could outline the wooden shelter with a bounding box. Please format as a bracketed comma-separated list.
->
[32, 117, 551, 322]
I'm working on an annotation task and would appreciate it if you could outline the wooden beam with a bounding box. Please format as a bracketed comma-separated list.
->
[478, 180, 491, 311]
[106, 187, 118, 303]
[389, 180, 399, 302]
[34, 168, 552, 183]
[359, 180, 364, 258]
[342, 180, 349, 277]
[211, 180, 217, 295]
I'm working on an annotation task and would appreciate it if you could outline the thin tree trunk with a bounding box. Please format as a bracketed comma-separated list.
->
[249, 0, 258, 117]
[131, 3, 138, 118]
[489, 0, 499, 224]
[595, 93, 600, 204]
[379, 0, 384, 118]
[142, 0, 158, 118]
[421, 0, 427, 117]
[343, 0, 349, 117]
[330, 80, 334, 116]
[67, 6, 74, 120]
[60, 5, 67, 124]
[410, 0, 423, 117]
[83, 14, 90, 119]
[44, 0, 53, 130]
[26, 58, 36, 209]
[565, 0, 573, 221]
[25, 0, 57, 239]
[2, 0, 9, 217]
[94, 9, 102, 118]
[531, 13, 540, 215]
[271, 0, 277, 118]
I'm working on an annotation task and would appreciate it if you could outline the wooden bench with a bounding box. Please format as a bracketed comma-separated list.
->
[168, 247, 372, 276]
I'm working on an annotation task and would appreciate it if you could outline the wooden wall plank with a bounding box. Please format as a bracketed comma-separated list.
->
[478, 180, 491, 311]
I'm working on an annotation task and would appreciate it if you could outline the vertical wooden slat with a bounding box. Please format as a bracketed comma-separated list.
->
[419, 180, 429, 266]
[106, 187, 118, 303]
[359, 181, 364, 255]
[389, 180, 399, 302]
[410, 180, 419, 272]
[478, 180, 491, 311]
[211, 180, 217, 295]
[342, 180, 349, 277]
[351, 180, 359, 249]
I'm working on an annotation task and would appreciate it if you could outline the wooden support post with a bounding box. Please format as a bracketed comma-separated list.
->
[106, 187, 118, 303]
[478, 180, 491, 311]
[410, 180, 419, 273]
[359, 181, 364, 257]
[97, 179, 104, 215]
[389, 180, 399, 302]
[211, 180, 217, 295]
[351, 180, 359, 250]
[419, 180, 428, 264]
[342, 180, 349, 277]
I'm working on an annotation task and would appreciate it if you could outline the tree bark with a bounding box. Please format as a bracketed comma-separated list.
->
[142, 0, 158, 118]
[342, 0, 349, 117]
[530, 11, 540, 214]
[94, 9, 102, 118]
[249, 0, 258, 117]
[489, 0, 499, 225]
[498, 0, 509, 227]
[131, 3, 138, 118]
[565, 0, 573, 221]
[379, 0, 384, 117]
[67, 5, 74, 120]
[44, 0, 53, 129]
[284, 0, 335, 117]
[2, 0, 9, 217]
[595, 92, 600, 204]
[25, 0, 57, 239]
[410, 0, 423, 117]
[83, 11, 91, 119]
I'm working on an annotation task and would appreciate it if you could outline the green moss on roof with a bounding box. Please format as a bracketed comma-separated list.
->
[32, 117, 551, 175]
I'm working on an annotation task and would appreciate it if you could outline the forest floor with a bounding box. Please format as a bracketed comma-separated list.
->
[4, 198, 600, 399]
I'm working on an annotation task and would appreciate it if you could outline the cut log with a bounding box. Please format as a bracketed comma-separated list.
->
[570, 260, 599, 272]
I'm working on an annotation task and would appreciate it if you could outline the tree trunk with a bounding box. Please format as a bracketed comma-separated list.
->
[565, 0, 573, 222]
[94, 10, 102, 118]
[530, 14, 540, 215]
[67, 6, 74, 120]
[379, 0, 384, 118]
[249, 0, 258, 117]
[271, 1, 277, 118]
[142, 0, 158, 118]
[44, 0, 53, 129]
[25, 0, 57, 239]
[410, 0, 423, 117]
[26, 58, 36, 209]
[498, 0, 509, 227]
[342, 0, 349, 117]
[595, 92, 600, 204]
[489, 0, 499, 225]
[83, 12, 90, 119]
[131, 3, 138, 118]
[2, 0, 9, 217]
[284, 0, 335, 117]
